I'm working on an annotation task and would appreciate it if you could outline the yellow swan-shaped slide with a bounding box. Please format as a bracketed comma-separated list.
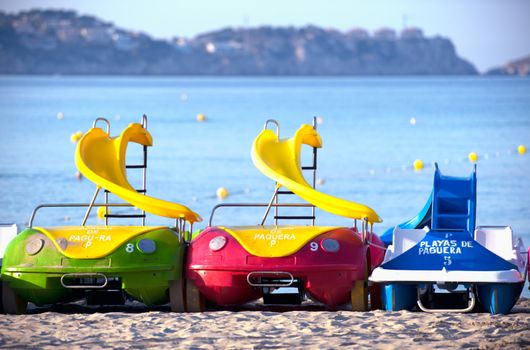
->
[251, 124, 381, 224]
[75, 123, 201, 223]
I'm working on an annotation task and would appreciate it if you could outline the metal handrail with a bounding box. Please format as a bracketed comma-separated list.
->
[142, 114, 148, 128]
[92, 117, 110, 134]
[60, 273, 108, 289]
[247, 271, 294, 287]
[264, 119, 280, 139]
[29, 203, 136, 227]
[417, 289, 476, 313]
[208, 202, 314, 227]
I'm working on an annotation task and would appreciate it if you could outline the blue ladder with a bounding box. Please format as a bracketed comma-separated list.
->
[431, 163, 476, 233]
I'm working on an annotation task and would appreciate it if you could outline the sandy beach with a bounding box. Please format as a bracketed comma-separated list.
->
[0, 298, 528, 349]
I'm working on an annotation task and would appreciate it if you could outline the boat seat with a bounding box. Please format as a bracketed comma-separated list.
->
[474, 226, 514, 261]
[0, 224, 18, 264]
[390, 226, 429, 257]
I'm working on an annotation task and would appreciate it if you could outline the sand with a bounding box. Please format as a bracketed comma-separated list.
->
[0, 298, 528, 349]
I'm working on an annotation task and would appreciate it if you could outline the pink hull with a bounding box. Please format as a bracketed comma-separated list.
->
[186, 227, 385, 307]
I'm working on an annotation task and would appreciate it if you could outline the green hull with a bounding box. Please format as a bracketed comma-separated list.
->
[1, 227, 185, 307]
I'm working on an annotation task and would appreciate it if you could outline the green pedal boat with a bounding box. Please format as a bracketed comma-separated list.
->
[1, 116, 201, 314]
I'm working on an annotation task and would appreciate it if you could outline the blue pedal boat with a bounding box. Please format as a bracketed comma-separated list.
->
[370, 164, 527, 314]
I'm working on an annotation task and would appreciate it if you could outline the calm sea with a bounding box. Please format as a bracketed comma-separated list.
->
[0, 76, 529, 293]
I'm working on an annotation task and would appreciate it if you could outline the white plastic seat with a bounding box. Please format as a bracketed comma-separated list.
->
[384, 226, 429, 261]
[474, 226, 514, 261]
[0, 224, 18, 264]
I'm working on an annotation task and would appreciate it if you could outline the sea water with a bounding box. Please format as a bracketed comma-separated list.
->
[1, 76, 529, 294]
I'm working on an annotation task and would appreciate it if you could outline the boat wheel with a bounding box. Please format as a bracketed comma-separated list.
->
[351, 262, 369, 311]
[169, 278, 186, 312]
[2, 281, 27, 315]
[185, 279, 205, 312]
[369, 282, 383, 310]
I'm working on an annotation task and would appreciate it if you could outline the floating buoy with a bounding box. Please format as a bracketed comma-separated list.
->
[409, 117, 417, 126]
[64, 216, 71, 222]
[97, 206, 108, 219]
[413, 159, 424, 171]
[75, 171, 83, 181]
[316, 116, 324, 125]
[216, 187, 228, 200]
[518, 145, 526, 155]
[70, 131, 83, 143]
[197, 113, 206, 122]
[468, 152, 478, 163]
[316, 178, 325, 185]
[57, 112, 64, 120]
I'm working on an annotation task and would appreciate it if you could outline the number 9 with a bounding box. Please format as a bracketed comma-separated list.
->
[310, 242, 318, 252]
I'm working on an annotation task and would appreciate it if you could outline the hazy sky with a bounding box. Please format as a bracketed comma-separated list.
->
[2, 0, 529, 72]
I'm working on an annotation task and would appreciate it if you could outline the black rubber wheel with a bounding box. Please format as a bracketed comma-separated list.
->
[2, 281, 27, 315]
[0, 278, 3, 314]
[369, 282, 383, 310]
[169, 279, 186, 312]
[185, 279, 205, 312]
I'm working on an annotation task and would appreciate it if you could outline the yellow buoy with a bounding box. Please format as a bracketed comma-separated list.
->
[97, 206, 108, 219]
[216, 187, 229, 200]
[518, 145, 526, 155]
[413, 159, 424, 171]
[196, 113, 206, 122]
[468, 152, 478, 163]
[70, 131, 83, 143]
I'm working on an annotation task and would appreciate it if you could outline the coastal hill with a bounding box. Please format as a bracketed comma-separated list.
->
[0, 10, 478, 75]
[486, 55, 530, 77]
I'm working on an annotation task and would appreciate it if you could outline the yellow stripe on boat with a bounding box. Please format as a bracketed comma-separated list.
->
[220, 226, 340, 257]
[34, 226, 166, 259]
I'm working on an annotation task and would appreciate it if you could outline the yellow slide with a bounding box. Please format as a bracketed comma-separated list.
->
[75, 123, 201, 223]
[251, 124, 382, 224]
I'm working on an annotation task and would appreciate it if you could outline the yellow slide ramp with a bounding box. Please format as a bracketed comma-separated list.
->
[75, 123, 201, 223]
[251, 124, 381, 224]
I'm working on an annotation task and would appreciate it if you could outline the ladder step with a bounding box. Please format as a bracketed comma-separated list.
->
[277, 190, 294, 195]
[301, 166, 316, 170]
[105, 214, 146, 219]
[126, 164, 147, 169]
[104, 189, 146, 193]
[274, 216, 315, 220]
[435, 213, 468, 218]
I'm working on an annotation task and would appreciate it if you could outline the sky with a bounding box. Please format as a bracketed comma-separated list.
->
[1, 0, 529, 72]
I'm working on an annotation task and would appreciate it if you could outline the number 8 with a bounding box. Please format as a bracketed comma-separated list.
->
[125, 243, 134, 253]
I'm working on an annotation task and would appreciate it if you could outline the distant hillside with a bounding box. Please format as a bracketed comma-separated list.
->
[486, 55, 530, 77]
[0, 10, 478, 75]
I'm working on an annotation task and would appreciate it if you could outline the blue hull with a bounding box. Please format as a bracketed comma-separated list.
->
[382, 284, 417, 311]
[476, 283, 523, 314]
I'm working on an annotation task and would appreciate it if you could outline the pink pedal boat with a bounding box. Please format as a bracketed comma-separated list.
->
[180, 119, 385, 311]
